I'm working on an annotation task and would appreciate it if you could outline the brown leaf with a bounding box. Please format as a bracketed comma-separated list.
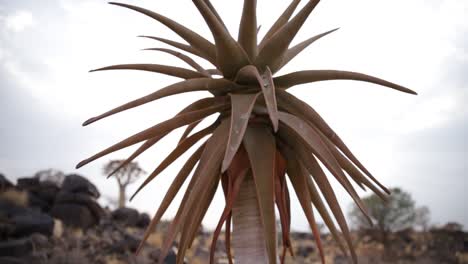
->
[138, 35, 205, 59]
[255, 0, 320, 71]
[332, 146, 389, 201]
[285, 136, 358, 263]
[211, 148, 249, 263]
[261, 67, 279, 131]
[89, 63, 206, 79]
[278, 112, 345, 182]
[82, 78, 234, 126]
[107, 98, 215, 177]
[192, 0, 250, 78]
[258, 0, 301, 49]
[135, 143, 205, 254]
[109, 2, 216, 64]
[143, 48, 209, 75]
[233, 66, 279, 131]
[281, 144, 325, 264]
[76, 101, 228, 168]
[158, 118, 230, 263]
[178, 178, 219, 264]
[178, 120, 202, 144]
[106, 135, 165, 179]
[131, 123, 215, 200]
[203, 0, 228, 30]
[279, 117, 372, 225]
[276, 89, 390, 194]
[221, 93, 260, 172]
[304, 168, 350, 259]
[275, 28, 339, 72]
[273, 150, 293, 262]
[275, 69, 418, 95]
[238, 0, 258, 59]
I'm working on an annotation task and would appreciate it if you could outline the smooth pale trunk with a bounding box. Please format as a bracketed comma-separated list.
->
[232, 175, 269, 263]
[118, 185, 126, 208]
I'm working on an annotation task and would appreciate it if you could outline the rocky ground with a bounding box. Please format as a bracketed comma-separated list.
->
[1, 173, 467, 263]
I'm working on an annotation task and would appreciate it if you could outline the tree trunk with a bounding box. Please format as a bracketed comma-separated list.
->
[118, 185, 126, 208]
[232, 174, 269, 264]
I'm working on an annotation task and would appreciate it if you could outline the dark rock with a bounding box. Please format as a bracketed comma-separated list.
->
[0, 238, 33, 257]
[112, 207, 139, 226]
[61, 174, 100, 198]
[108, 234, 140, 253]
[137, 213, 151, 228]
[16, 177, 60, 211]
[296, 245, 315, 258]
[149, 248, 178, 264]
[0, 257, 28, 264]
[12, 210, 54, 237]
[0, 200, 54, 238]
[30, 181, 60, 205]
[50, 204, 97, 229]
[26, 193, 49, 211]
[0, 174, 13, 190]
[54, 192, 104, 220]
[16, 178, 40, 190]
[30, 233, 50, 249]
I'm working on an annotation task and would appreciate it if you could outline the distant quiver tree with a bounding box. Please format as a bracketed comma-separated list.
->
[103, 160, 145, 208]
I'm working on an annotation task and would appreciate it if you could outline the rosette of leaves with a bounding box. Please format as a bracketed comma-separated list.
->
[77, 0, 416, 263]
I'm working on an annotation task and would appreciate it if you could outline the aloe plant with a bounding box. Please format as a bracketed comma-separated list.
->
[77, 1, 416, 263]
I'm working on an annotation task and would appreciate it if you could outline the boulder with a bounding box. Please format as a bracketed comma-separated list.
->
[0, 257, 28, 264]
[50, 204, 97, 229]
[30, 233, 50, 248]
[61, 174, 100, 198]
[149, 248, 178, 264]
[16, 177, 60, 211]
[296, 245, 315, 258]
[108, 234, 140, 253]
[11, 210, 54, 237]
[54, 192, 104, 220]
[0, 174, 13, 190]
[137, 213, 151, 228]
[16, 178, 40, 190]
[112, 207, 139, 227]
[0, 200, 55, 238]
[0, 238, 33, 257]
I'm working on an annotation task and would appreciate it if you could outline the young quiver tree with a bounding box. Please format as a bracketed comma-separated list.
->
[103, 160, 145, 208]
[76, 0, 417, 263]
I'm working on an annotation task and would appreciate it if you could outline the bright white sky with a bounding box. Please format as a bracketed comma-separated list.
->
[1, 0, 467, 231]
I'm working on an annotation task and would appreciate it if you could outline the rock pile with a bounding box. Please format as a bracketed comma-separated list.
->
[0, 173, 180, 264]
[50, 174, 103, 229]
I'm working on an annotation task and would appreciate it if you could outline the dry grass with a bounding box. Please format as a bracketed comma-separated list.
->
[0, 188, 28, 207]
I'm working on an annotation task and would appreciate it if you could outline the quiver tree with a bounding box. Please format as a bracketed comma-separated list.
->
[76, 1, 417, 263]
[103, 160, 145, 208]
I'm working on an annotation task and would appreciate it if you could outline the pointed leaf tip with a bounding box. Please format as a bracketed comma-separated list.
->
[75, 160, 87, 169]
[82, 117, 96, 126]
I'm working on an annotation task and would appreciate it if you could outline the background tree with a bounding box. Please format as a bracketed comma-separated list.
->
[103, 160, 145, 208]
[349, 188, 429, 254]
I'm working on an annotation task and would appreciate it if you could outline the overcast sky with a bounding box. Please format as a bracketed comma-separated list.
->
[1, 0, 467, 231]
